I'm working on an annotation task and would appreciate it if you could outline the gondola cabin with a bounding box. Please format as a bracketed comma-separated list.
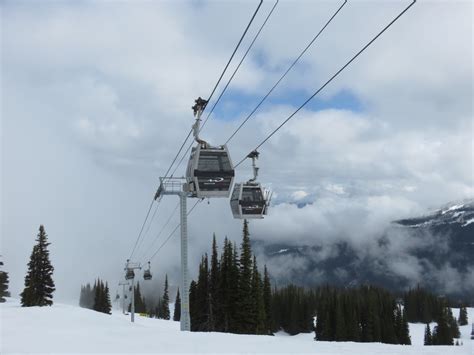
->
[125, 269, 135, 280]
[230, 182, 269, 219]
[186, 144, 235, 198]
[143, 269, 152, 281]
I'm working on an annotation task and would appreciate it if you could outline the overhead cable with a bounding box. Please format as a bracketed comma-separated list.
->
[201, 0, 280, 131]
[203, 0, 264, 113]
[234, 0, 417, 168]
[161, 0, 265, 181]
[148, 199, 203, 262]
[168, 0, 279, 179]
[128, 197, 156, 260]
[225, 0, 348, 145]
[139, 201, 180, 263]
[131, 2, 265, 262]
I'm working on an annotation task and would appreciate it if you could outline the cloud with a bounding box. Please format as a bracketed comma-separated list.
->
[291, 190, 308, 201]
[1, 0, 472, 301]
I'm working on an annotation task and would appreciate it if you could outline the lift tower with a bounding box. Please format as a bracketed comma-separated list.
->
[155, 178, 192, 331]
[154, 98, 216, 331]
[118, 280, 130, 315]
[124, 260, 141, 323]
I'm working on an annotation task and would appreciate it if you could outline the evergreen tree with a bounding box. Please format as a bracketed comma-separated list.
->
[458, 306, 468, 326]
[20, 225, 55, 306]
[251, 256, 266, 334]
[312, 285, 406, 344]
[86, 283, 94, 309]
[216, 237, 237, 332]
[79, 283, 94, 309]
[229, 242, 240, 332]
[403, 286, 444, 323]
[209, 234, 219, 331]
[0, 256, 10, 302]
[424, 324, 432, 345]
[173, 288, 181, 321]
[432, 308, 454, 345]
[161, 275, 170, 320]
[189, 281, 198, 330]
[263, 265, 272, 334]
[104, 282, 112, 314]
[134, 282, 146, 314]
[447, 307, 460, 339]
[93, 279, 108, 313]
[399, 308, 411, 345]
[155, 297, 162, 319]
[236, 220, 254, 334]
[79, 285, 85, 307]
[194, 255, 210, 330]
[394, 305, 403, 342]
[334, 295, 346, 341]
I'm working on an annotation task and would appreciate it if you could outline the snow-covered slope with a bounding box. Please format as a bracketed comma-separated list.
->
[395, 199, 474, 229]
[1, 298, 473, 354]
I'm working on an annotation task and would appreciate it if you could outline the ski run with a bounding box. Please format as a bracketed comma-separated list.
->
[2, 297, 473, 354]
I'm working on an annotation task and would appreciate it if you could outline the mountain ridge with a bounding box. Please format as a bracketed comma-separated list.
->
[255, 199, 474, 303]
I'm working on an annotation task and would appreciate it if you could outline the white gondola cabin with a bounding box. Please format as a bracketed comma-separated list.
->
[186, 144, 235, 198]
[230, 182, 269, 219]
[186, 97, 235, 198]
[230, 150, 270, 219]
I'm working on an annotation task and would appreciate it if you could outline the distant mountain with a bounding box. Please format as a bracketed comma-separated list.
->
[255, 199, 474, 303]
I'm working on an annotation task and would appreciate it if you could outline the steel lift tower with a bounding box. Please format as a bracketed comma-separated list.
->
[154, 178, 193, 331]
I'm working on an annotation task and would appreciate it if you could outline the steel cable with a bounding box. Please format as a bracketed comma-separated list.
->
[234, 0, 417, 168]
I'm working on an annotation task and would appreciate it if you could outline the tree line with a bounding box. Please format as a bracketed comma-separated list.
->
[423, 306, 462, 346]
[79, 278, 112, 314]
[314, 285, 411, 344]
[403, 285, 467, 346]
[189, 221, 272, 334]
[124, 275, 179, 321]
[268, 284, 411, 344]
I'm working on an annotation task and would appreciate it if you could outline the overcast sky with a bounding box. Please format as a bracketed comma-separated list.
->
[1, 0, 472, 302]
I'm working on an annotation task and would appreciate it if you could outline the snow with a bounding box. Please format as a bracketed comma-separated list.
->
[407, 221, 432, 228]
[441, 204, 465, 214]
[1, 298, 473, 354]
[462, 218, 474, 227]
